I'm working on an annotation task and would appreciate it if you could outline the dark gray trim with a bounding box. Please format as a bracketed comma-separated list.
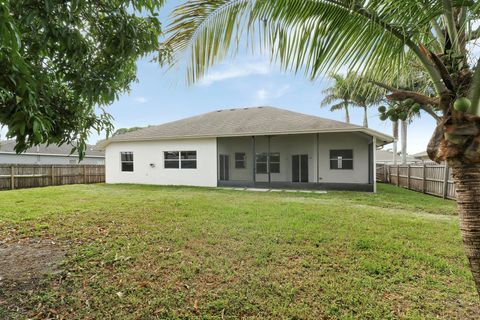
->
[316, 133, 319, 183]
[252, 136, 256, 183]
[267, 135, 271, 187]
[217, 180, 373, 192]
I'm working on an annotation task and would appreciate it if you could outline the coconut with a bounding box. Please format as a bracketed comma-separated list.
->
[378, 106, 386, 113]
[454, 97, 471, 113]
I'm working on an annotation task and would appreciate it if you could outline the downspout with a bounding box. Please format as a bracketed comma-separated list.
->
[373, 136, 377, 193]
[267, 135, 271, 188]
[252, 136, 256, 187]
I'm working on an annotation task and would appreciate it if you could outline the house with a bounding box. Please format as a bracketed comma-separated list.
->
[412, 151, 437, 163]
[376, 149, 420, 164]
[97, 106, 393, 192]
[0, 141, 105, 165]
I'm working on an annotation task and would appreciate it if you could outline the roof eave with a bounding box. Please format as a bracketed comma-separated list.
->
[97, 128, 394, 150]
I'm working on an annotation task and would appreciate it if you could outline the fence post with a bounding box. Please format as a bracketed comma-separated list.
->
[84, 165, 87, 184]
[397, 165, 400, 186]
[443, 165, 449, 199]
[422, 163, 426, 193]
[407, 165, 411, 189]
[51, 165, 55, 186]
[10, 165, 14, 190]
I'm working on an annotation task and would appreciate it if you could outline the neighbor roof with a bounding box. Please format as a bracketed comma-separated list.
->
[0, 140, 104, 157]
[376, 150, 419, 163]
[98, 106, 393, 149]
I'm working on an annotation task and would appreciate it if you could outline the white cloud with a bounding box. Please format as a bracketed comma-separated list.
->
[134, 96, 148, 104]
[197, 61, 270, 86]
[254, 84, 291, 104]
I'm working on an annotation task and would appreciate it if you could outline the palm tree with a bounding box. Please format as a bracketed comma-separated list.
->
[164, 0, 480, 296]
[347, 74, 385, 127]
[320, 74, 352, 123]
[392, 120, 399, 165]
[400, 119, 408, 164]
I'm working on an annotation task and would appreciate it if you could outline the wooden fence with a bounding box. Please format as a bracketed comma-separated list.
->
[376, 163, 456, 199]
[0, 164, 105, 191]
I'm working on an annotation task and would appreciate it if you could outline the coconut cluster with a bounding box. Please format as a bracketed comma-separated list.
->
[377, 98, 421, 122]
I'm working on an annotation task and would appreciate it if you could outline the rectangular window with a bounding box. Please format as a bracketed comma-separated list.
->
[269, 153, 280, 173]
[164, 151, 179, 168]
[330, 150, 353, 170]
[256, 153, 280, 174]
[164, 151, 197, 169]
[120, 152, 134, 172]
[235, 152, 246, 169]
[181, 151, 197, 169]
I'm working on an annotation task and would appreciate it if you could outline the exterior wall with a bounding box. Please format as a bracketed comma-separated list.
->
[218, 132, 372, 185]
[0, 153, 104, 165]
[105, 138, 217, 187]
[317, 132, 371, 184]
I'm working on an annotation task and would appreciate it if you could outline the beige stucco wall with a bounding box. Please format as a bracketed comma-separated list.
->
[105, 138, 217, 187]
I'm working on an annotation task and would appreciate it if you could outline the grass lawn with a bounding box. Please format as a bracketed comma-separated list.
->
[0, 183, 478, 319]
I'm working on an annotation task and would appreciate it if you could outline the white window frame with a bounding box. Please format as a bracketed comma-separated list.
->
[164, 151, 197, 169]
[235, 152, 246, 169]
[329, 150, 353, 170]
[255, 152, 280, 174]
[120, 151, 134, 172]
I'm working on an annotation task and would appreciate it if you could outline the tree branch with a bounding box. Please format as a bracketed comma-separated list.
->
[369, 80, 442, 122]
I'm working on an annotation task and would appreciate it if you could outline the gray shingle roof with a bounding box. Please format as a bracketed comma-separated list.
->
[0, 140, 104, 157]
[99, 106, 393, 148]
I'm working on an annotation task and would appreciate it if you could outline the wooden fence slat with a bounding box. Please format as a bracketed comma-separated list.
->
[377, 163, 455, 200]
[422, 164, 426, 193]
[443, 166, 449, 199]
[0, 164, 104, 191]
[10, 165, 14, 190]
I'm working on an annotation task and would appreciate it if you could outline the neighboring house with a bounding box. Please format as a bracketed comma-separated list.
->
[376, 149, 420, 164]
[0, 141, 105, 165]
[97, 106, 393, 192]
[412, 151, 433, 162]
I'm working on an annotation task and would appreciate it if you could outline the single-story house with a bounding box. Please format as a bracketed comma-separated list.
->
[0, 140, 105, 165]
[376, 149, 421, 164]
[412, 151, 438, 163]
[97, 106, 393, 192]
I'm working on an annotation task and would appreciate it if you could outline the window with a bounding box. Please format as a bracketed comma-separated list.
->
[121, 152, 134, 172]
[330, 150, 353, 170]
[164, 151, 179, 168]
[181, 151, 197, 169]
[255, 153, 280, 174]
[235, 152, 246, 169]
[269, 153, 280, 173]
[164, 151, 197, 169]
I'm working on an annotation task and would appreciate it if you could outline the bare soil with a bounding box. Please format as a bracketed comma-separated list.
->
[0, 239, 65, 318]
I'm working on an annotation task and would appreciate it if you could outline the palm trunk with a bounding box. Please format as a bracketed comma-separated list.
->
[451, 165, 480, 296]
[401, 120, 407, 165]
[363, 106, 368, 127]
[345, 101, 350, 123]
[392, 120, 398, 165]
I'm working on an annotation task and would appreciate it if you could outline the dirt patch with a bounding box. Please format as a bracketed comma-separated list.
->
[0, 240, 65, 283]
[0, 240, 65, 318]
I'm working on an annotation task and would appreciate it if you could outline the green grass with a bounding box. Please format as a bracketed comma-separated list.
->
[0, 183, 478, 319]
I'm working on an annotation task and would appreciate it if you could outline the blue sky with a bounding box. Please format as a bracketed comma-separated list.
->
[0, 1, 437, 155]
[100, 56, 436, 154]
[90, 1, 437, 155]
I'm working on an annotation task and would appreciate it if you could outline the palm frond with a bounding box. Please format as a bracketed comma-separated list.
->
[164, 0, 450, 86]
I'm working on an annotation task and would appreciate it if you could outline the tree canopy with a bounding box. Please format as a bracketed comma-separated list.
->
[0, 0, 164, 157]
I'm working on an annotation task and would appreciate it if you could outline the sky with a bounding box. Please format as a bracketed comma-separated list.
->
[89, 0, 437, 155]
[3, 1, 438, 155]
